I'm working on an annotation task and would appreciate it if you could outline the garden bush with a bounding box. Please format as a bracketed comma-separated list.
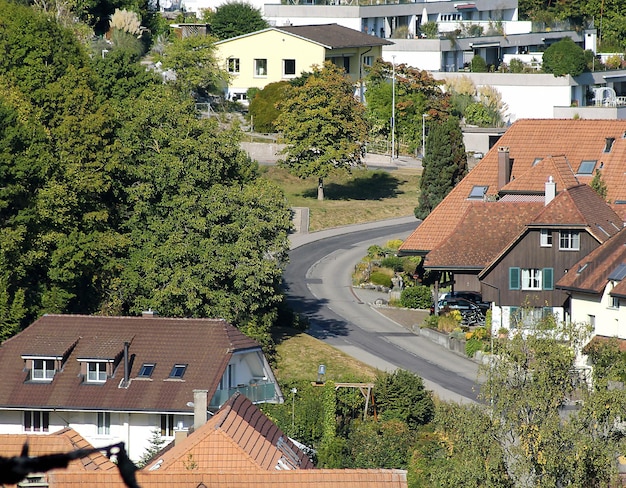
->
[370, 271, 392, 288]
[400, 286, 431, 309]
[380, 256, 404, 272]
[465, 337, 482, 357]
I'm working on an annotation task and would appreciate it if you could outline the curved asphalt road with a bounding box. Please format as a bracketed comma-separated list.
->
[284, 217, 481, 403]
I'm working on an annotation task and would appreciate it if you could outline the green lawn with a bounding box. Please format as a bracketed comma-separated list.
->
[273, 328, 379, 383]
[260, 166, 421, 231]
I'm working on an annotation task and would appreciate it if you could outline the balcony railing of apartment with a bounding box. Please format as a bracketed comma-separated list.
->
[210, 382, 277, 407]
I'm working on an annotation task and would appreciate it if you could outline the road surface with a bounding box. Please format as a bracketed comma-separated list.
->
[285, 217, 481, 403]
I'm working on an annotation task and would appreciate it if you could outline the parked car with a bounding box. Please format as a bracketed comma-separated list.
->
[440, 291, 491, 314]
[431, 297, 486, 325]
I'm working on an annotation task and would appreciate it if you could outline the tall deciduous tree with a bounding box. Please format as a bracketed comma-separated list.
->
[159, 34, 227, 97]
[365, 59, 449, 156]
[276, 62, 368, 201]
[415, 117, 467, 219]
[114, 87, 291, 348]
[210, 1, 268, 40]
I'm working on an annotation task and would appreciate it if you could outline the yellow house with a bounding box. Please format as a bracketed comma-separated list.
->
[215, 23, 393, 105]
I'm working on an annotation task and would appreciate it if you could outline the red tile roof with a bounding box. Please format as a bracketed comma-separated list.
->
[400, 119, 626, 254]
[49, 469, 408, 487]
[147, 393, 314, 472]
[424, 201, 544, 269]
[556, 227, 626, 294]
[0, 315, 261, 413]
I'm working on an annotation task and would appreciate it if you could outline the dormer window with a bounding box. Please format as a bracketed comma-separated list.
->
[87, 362, 107, 383]
[33, 359, 55, 381]
[138, 363, 155, 378]
[604, 137, 615, 153]
[169, 364, 187, 379]
[22, 356, 61, 382]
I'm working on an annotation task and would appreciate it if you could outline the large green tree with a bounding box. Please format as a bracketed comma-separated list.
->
[276, 62, 368, 201]
[113, 86, 291, 347]
[364, 59, 449, 156]
[415, 116, 467, 220]
[210, 1, 268, 40]
[542, 37, 587, 77]
[248, 81, 290, 133]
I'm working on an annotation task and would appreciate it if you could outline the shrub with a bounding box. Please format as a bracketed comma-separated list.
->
[385, 239, 403, 250]
[370, 271, 392, 288]
[400, 286, 432, 309]
[367, 245, 385, 259]
[423, 314, 438, 329]
[380, 256, 404, 272]
[465, 337, 482, 357]
[470, 55, 487, 72]
[509, 57, 525, 73]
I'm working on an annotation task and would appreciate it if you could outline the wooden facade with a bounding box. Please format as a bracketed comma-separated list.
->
[480, 227, 600, 309]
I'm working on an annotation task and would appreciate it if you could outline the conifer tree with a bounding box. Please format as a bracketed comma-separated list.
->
[415, 117, 467, 220]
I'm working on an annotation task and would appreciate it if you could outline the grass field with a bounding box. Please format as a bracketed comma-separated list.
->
[272, 328, 379, 383]
[260, 166, 421, 231]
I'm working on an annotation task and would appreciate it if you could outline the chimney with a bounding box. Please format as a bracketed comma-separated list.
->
[193, 389, 208, 430]
[497, 146, 511, 189]
[545, 176, 556, 205]
[122, 341, 130, 388]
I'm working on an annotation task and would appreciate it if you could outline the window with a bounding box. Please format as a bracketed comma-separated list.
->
[161, 414, 174, 436]
[610, 294, 620, 309]
[468, 185, 488, 199]
[522, 268, 542, 290]
[510, 267, 553, 290]
[87, 362, 107, 383]
[97, 412, 111, 435]
[138, 363, 155, 378]
[576, 160, 596, 175]
[32, 359, 55, 381]
[227, 58, 240, 74]
[559, 230, 580, 250]
[169, 364, 187, 379]
[24, 411, 49, 432]
[588, 314, 596, 331]
[540, 229, 552, 247]
[283, 59, 296, 76]
[363, 55, 374, 67]
[219, 363, 235, 390]
[254, 58, 267, 76]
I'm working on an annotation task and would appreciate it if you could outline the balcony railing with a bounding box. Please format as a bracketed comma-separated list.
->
[209, 382, 276, 408]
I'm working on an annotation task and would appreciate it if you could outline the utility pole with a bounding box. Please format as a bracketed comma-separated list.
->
[391, 55, 396, 160]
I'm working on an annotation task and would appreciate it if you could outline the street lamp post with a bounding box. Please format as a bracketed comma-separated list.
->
[391, 55, 396, 160]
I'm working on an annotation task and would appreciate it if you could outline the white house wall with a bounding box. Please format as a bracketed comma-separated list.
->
[432, 72, 574, 122]
[570, 288, 625, 340]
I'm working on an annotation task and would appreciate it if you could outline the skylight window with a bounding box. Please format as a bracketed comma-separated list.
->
[169, 364, 187, 379]
[577, 160, 596, 175]
[138, 363, 155, 378]
[468, 185, 488, 199]
[608, 263, 626, 281]
[532, 157, 543, 166]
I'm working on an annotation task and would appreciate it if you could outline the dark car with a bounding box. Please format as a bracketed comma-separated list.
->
[441, 291, 491, 314]
[431, 297, 486, 325]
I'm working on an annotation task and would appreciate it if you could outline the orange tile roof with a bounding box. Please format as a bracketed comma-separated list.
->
[400, 119, 626, 254]
[146, 393, 314, 472]
[48, 469, 408, 487]
[0, 428, 117, 473]
[424, 201, 544, 269]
